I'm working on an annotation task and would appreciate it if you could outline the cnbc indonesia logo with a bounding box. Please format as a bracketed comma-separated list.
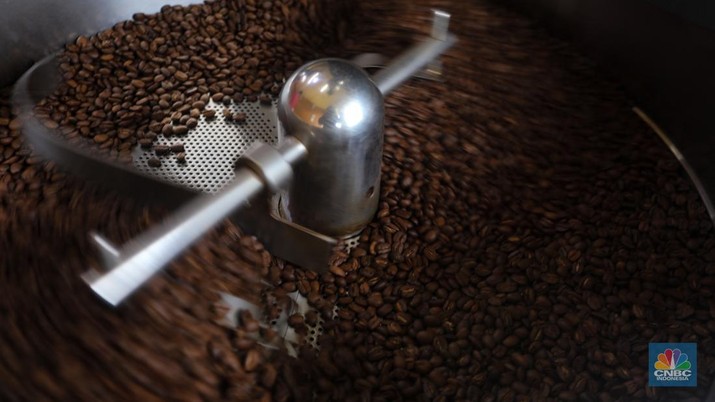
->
[654, 349, 691, 379]
[649, 343, 697, 387]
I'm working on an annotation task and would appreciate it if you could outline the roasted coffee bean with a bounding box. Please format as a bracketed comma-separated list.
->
[211, 93, 224, 103]
[172, 125, 189, 135]
[232, 112, 247, 123]
[161, 124, 173, 136]
[367, 292, 383, 307]
[154, 145, 170, 156]
[203, 109, 217, 120]
[176, 152, 186, 164]
[174, 71, 189, 82]
[259, 94, 272, 105]
[244, 349, 262, 372]
[223, 109, 233, 122]
[305, 310, 319, 327]
[147, 157, 161, 168]
[288, 314, 304, 327]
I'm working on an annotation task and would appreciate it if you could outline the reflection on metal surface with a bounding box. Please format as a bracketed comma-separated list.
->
[431, 9, 451, 41]
[633, 107, 715, 221]
[285, 60, 377, 132]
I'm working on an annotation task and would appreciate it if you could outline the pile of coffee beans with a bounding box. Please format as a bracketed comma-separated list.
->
[1, 94, 301, 402]
[1, 0, 715, 401]
[36, 0, 355, 165]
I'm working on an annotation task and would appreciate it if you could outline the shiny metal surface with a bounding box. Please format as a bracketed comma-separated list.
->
[367, 11, 456, 96]
[0, 0, 200, 88]
[278, 58, 384, 237]
[431, 10, 451, 41]
[371, 34, 457, 95]
[351, 11, 455, 88]
[351, 53, 441, 81]
[83, 169, 265, 306]
[238, 137, 301, 192]
[82, 139, 308, 305]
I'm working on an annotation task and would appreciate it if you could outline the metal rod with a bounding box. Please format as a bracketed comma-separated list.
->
[371, 34, 457, 95]
[84, 168, 265, 306]
[83, 139, 308, 306]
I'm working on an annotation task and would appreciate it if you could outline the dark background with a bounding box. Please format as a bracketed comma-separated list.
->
[505, 0, 715, 220]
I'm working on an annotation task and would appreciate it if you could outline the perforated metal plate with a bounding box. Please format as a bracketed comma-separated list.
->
[133, 96, 354, 351]
[133, 98, 279, 193]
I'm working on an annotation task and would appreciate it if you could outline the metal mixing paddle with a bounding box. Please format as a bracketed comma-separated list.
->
[82, 12, 457, 307]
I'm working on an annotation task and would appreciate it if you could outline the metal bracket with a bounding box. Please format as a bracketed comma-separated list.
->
[233, 193, 337, 274]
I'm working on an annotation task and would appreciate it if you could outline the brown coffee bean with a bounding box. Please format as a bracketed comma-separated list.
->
[223, 109, 233, 121]
[244, 349, 262, 372]
[203, 109, 217, 120]
[305, 310, 319, 327]
[93, 134, 109, 143]
[259, 94, 272, 105]
[176, 152, 186, 163]
[238, 310, 260, 333]
[288, 314, 304, 327]
[174, 71, 188, 82]
[367, 292, 383, 307]
[161, 124, 173, 136]
[147, 157, 161, 167]
[232, 112, 247, 123]
[172, 125, 188, 135]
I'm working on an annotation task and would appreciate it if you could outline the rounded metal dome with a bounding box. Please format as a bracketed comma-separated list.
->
[278, 58, 383, 144]
[276, 58, 385, 237]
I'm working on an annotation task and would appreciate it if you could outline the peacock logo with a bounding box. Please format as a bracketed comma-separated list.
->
[654, 348, 691, 371]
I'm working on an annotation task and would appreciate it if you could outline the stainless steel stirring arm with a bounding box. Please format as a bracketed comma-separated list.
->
[80, 10, 457, 306]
